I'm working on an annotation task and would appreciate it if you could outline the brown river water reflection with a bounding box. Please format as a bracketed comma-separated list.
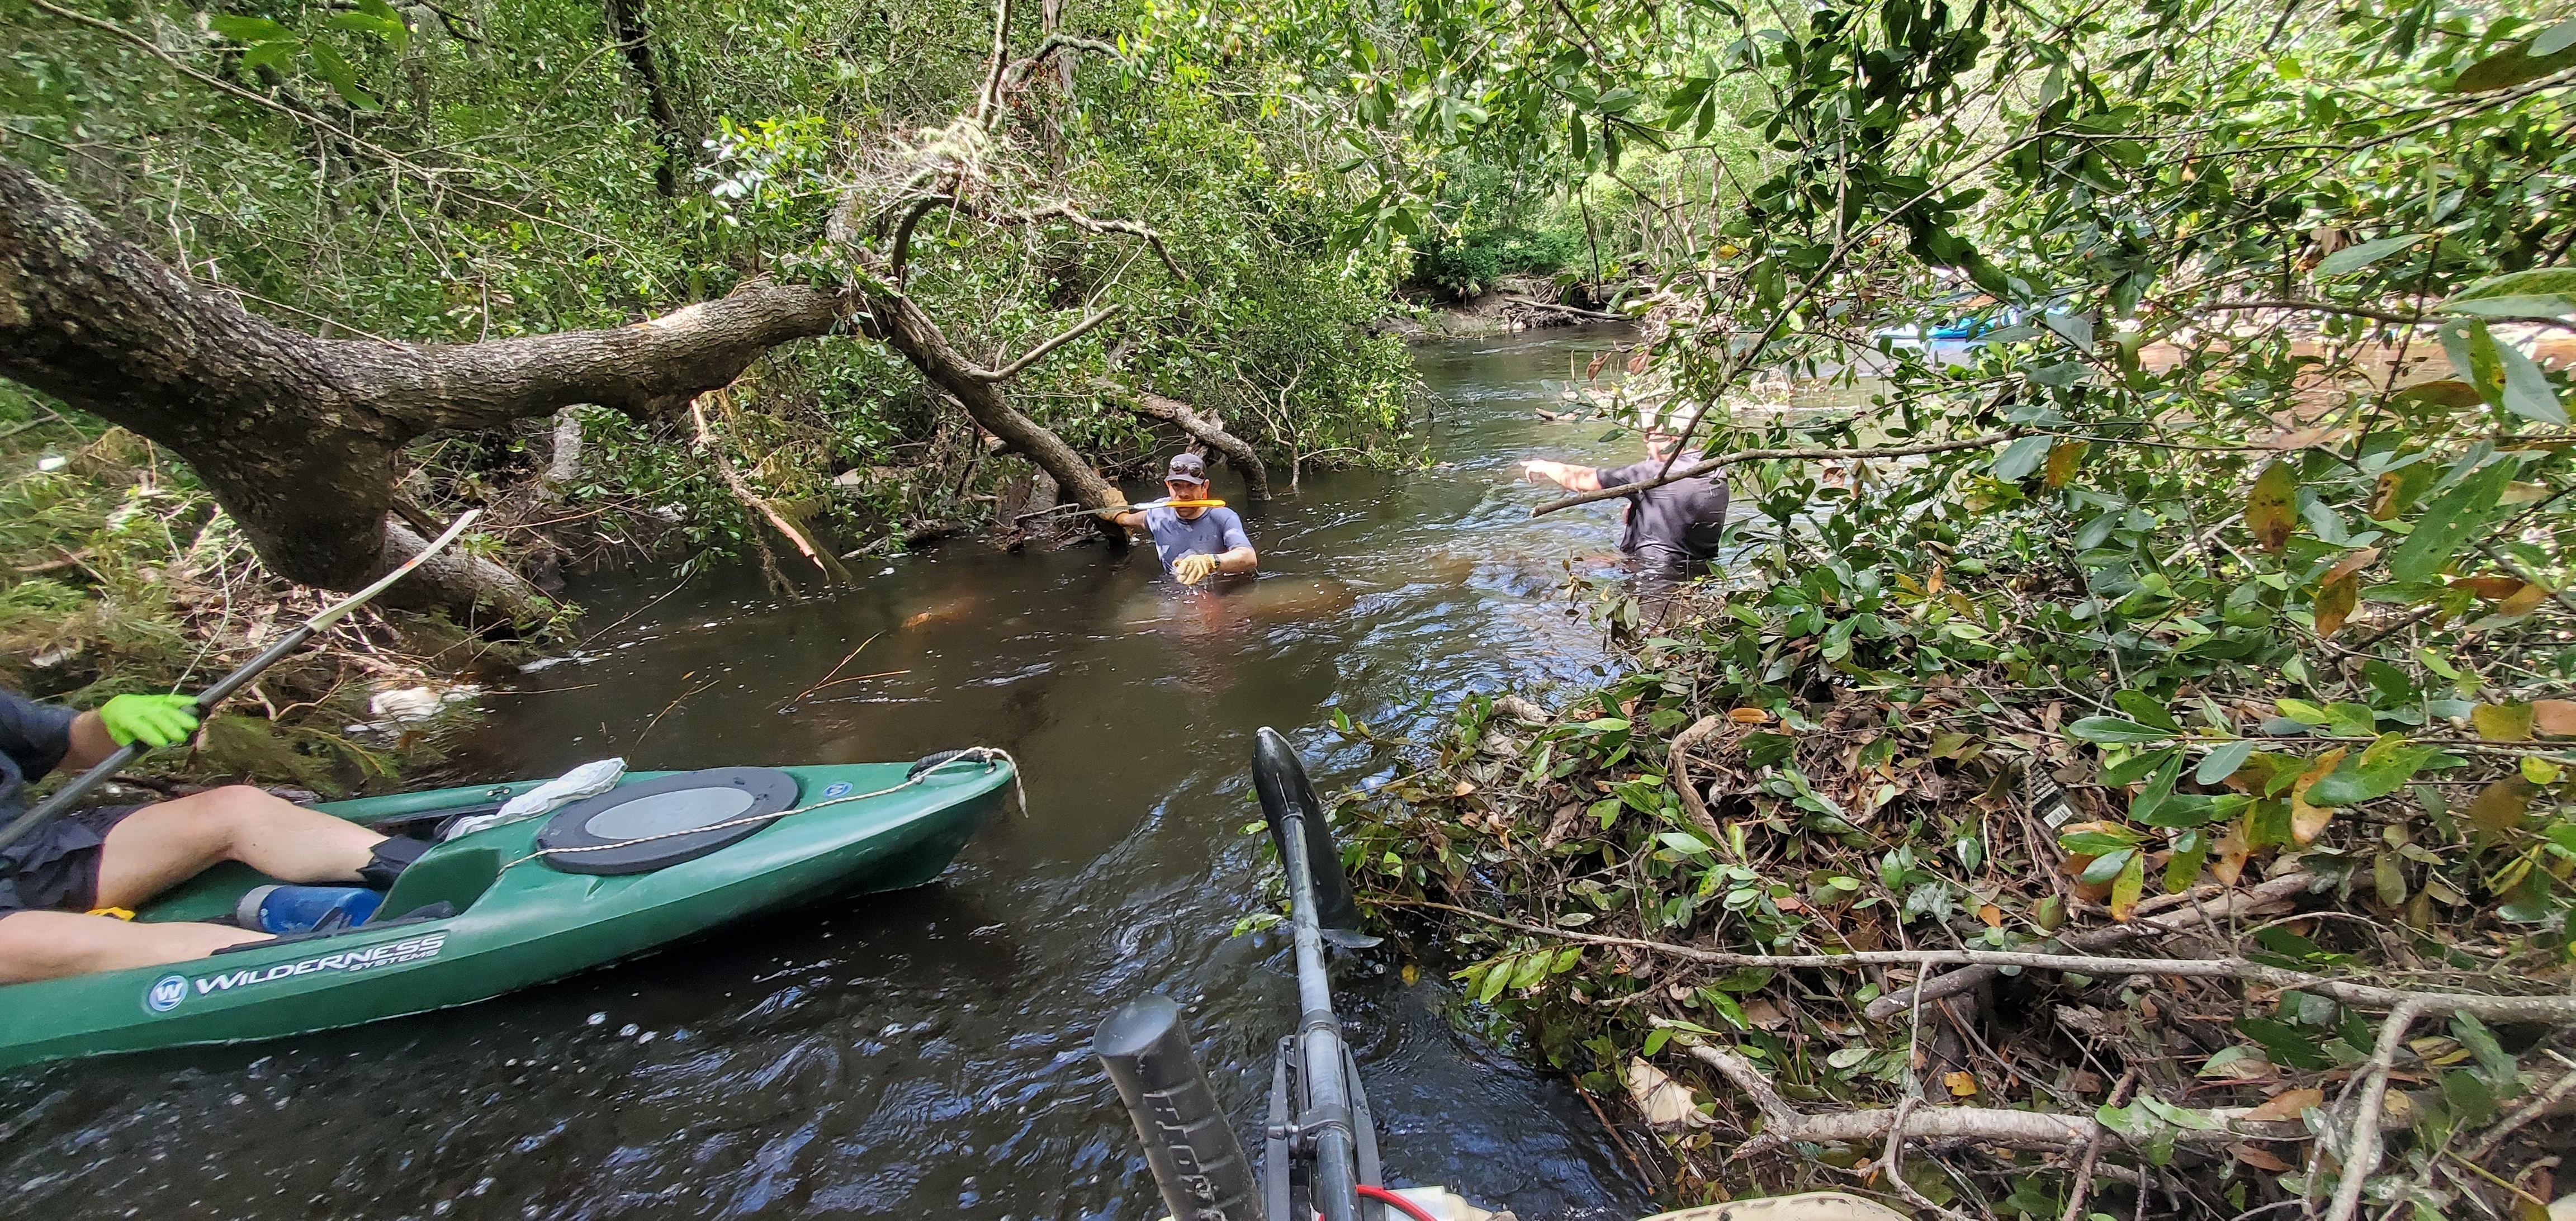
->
[3, 328, 1673, 1220]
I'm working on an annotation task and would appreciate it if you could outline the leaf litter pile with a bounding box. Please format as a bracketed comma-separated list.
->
[1326, 432, 2576, 1221]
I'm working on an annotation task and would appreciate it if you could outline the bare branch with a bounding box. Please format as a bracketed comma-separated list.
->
[1376, 896, 2576, 1017]
[964, 200, 1190, 281]
[1104, 378, 1272, 500]
[885, 193, 954, 286]
[969, 304, 1124, 381]
[1531, 430, 2027, 516]
[1863, 872, 2324, 1020]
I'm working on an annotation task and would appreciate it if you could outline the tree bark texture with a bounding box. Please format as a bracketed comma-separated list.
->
[603, 0, 693, 197]
[860, 287, 1127, 532]
[1108, 380, 1271, 501]
[0, 157, 848, 609]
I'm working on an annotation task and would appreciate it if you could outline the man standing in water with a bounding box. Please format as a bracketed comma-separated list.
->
[1518, 409, 1730, 571]
[1104, 453, 1258, 584]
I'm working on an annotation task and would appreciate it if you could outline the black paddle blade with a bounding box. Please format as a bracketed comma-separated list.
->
[1251, 726, 1372, 944]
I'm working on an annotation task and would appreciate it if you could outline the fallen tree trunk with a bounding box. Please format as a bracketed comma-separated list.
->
[0, 155, 850, 616]
[860, 287, 1127, 536]
[1105, 380, 1271, 501]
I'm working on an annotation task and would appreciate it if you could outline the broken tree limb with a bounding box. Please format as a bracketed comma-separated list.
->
[1864, 872, 2324, 1020]
[1690, 1045, 2302, 1150]
[1503, 295, 1626, 322]
[970, 304, 1124, 381]
[1374, 896, 2576, 1016]
[1104, 380, 1272, 501]
[1531, 430, 2026, 517]
[691, 395, 850, 583]
[2326, 999, 2430, 1221]
[0, 155, 850, 611]
[1665, 714, 1727, 843]
[857, 288, 1125, 525]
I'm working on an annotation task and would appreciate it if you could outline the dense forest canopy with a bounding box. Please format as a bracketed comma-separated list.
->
[9, 0, 2576, 1212]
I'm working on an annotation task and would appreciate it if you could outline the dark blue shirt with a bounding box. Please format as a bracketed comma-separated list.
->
[0, 689, 78, 825]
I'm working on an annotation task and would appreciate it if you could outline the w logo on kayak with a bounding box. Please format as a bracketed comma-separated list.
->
[144, 974, 188, 1014]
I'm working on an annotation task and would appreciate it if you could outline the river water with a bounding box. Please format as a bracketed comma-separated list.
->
[3, 328, 1671, 1220]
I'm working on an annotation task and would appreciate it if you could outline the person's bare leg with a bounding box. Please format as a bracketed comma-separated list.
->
[91, 785, 386, 910]
[0, 910, 267, 984]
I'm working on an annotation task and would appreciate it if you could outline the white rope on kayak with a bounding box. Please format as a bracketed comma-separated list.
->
[496, 747, 1019, 872]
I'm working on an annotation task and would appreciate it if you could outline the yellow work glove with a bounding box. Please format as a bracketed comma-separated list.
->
[1173, 553, 1219, 585]
[98, 692, 200, 748]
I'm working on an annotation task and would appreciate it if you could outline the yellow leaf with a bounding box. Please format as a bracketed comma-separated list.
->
[2465, 777, 2537, 836]
[1976, 903, 2004, 928]
[2289, 749, 2347, 846]
[2243, 1087, 2323, 1123]
[2212, 818, 2251, 885]
[2473, 703, 2536, 741]
[1944, 1070, 1979, 1098]
[2498, 582, 2551, 618]
[2231, 1144, 2294, 1172]
[1453, 779, 1479, 797]
[2321, 547, 2382, 586]
[1625, 1058, 1708, 1130]
[2246, 461, 2298, 552]
[2534, 700, 2576, 737]
[2315, 574, 2357, 638]
[1401, 962, 1419, 986]
[2451, 575, 2525, 599]
[1727, 707, 1771, 723]
[2044, 441, 2089, 488]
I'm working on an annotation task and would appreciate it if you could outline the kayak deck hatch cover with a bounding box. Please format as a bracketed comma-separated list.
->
[0, 755, 1014, 1072]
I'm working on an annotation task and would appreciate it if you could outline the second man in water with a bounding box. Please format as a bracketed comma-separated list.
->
[1105, 453, 1258, 585]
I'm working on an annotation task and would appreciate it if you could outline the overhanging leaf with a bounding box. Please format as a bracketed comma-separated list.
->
[2452, 40, 2576, 92]
[2386, 460, 2515, 584]
[2044, 440, 2088, 488]
[2197, 740, 2256, 785]
[2443, 295, 2576, 321]
[2315, 573, 2357, 637]
[2246, 461, 2297, 552]
[2067, 716, 2173, 744]
[1993, 434, 2051, 481]
[2314, 233, 2426, 277]
[2495, 340, 2570, 425]
[2388, 380, 2484, 409]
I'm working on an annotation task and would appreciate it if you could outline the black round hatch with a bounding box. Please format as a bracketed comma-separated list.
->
[535, 767, 802, 875]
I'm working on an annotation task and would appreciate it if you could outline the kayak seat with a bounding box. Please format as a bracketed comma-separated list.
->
[376, 846, 500, 919]
[534, 767, 801, 877]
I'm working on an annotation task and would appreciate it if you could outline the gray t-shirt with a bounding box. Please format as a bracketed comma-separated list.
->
[1142, 505, 1252, 575]
[1595, 460, 1730, 567]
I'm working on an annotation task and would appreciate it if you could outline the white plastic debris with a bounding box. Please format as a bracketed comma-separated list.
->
[443, 758, 626, 840]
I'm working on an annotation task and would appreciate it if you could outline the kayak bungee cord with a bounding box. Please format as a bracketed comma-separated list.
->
[0, 510, 486, 854]
[1011, 496, 1224, 523]
[495, 747, 1019, 872]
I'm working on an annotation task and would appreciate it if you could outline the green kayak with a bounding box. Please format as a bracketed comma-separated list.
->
[0, 752, 1015, 1072]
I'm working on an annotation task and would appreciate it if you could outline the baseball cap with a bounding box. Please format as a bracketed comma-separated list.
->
[1165, 453, 1209, 485]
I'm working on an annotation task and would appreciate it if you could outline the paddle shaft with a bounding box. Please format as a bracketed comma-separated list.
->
[0, 510, 485, 852]
[1012, 497, 1223, 524]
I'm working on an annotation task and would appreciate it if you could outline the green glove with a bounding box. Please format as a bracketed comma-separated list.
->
[98, 693, 201, 749]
